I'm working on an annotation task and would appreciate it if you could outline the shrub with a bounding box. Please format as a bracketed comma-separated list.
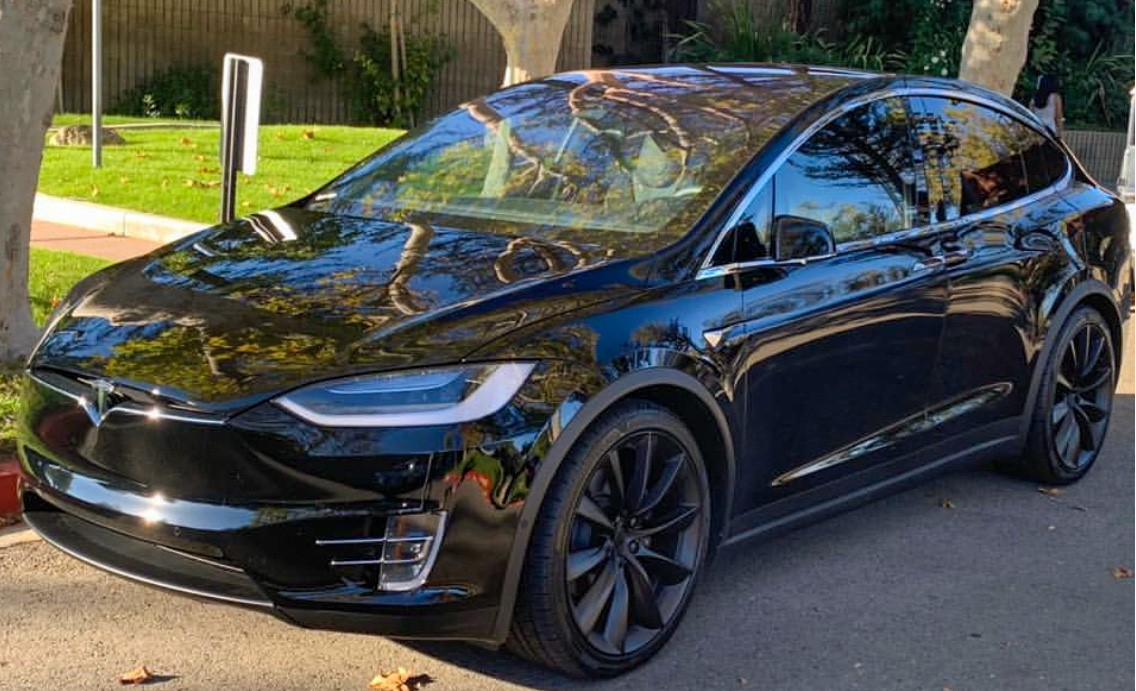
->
[112, 64, 219, 120]
[284, 0, 452, 128]
[671, 0, 906, 71]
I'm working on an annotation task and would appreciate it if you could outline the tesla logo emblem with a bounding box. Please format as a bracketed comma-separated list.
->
[80, 378, 117, 427]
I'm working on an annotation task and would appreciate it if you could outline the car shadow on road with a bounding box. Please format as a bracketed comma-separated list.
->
[405, 394, 1135, 690]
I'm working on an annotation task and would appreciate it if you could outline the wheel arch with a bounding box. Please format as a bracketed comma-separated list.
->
[1019, 277, 1123, 442]
[490, 367, 737, 644]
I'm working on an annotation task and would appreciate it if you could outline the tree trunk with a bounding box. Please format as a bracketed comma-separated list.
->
[0, 0, 72, 366]
[785, 0, 812, 35]
[467, 0, 577, 87]
[958, 0, 1040, 96]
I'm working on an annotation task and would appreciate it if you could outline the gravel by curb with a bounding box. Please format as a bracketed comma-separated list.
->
[33, 193, 206, 246]
[0, 523, 39, 550]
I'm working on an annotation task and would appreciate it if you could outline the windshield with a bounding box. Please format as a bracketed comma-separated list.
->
[305, 77, 761, 252]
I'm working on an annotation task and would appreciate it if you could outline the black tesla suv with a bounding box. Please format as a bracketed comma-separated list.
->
[18, 65, 1132, 676]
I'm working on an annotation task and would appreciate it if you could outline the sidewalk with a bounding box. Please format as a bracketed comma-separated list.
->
[31, 220, 163, 262]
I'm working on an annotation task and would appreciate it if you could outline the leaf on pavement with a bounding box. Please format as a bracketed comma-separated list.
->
[1038, 487, 1065, 497]
[938, 498, 956, 510]
[118, 665, 154, 685]
[1112, 566, 1133, 579]
[369, 667, 432, 691]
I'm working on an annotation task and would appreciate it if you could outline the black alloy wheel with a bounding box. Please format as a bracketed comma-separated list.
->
[565, 428, 703, 657]
[1049, 320, 1114, 472]
[1015, 306, 1116, 484]
[508, 401, 710, 677]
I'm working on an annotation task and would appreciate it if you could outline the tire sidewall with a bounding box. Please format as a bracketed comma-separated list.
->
[1036, 307, 1115, 482]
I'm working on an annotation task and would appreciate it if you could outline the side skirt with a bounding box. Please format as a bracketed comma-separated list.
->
[722, 422, 1021, 549]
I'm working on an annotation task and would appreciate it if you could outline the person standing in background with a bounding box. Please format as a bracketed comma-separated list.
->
[1030, 74, 1065, 137]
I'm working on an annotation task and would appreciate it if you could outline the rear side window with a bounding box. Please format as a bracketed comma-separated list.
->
[911, 97, 1031, 221]
[1018, 126, 1070, 193]
[774, 97, 917, 245]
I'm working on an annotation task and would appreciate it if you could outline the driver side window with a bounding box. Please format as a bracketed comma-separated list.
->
[774, 98, 918, 246]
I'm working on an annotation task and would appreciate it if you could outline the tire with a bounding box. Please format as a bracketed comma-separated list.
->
[507, 400, 711, 677]
[1011, 305, 1116, 484]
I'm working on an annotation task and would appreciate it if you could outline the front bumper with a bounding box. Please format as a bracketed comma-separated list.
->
[16, 361, 578, 643]
[19, 452, 501, 641]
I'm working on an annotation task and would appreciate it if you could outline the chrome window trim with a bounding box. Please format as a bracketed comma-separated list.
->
[696, 85, 1074, 281]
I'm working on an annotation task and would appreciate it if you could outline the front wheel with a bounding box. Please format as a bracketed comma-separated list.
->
[1014, 306, 1116, 484]
[507, 400, 710, 677]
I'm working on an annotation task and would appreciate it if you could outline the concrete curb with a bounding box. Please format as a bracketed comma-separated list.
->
[34, 193, 206, 246]
[0, 524, 40, 550]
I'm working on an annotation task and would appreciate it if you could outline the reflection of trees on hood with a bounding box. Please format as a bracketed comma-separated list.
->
[55, 210, 626, 404]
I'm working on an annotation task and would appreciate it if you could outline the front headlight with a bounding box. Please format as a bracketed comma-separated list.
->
[273, 362, 535, 427]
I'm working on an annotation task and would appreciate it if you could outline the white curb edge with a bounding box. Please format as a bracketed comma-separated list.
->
[0, 523, 40, 550]
[34, 193, 207, 246]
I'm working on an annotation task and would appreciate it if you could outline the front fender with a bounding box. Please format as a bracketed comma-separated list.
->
[486, 362, 738, 644]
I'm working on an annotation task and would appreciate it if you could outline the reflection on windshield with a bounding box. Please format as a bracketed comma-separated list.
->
[307, 67, 855, 251]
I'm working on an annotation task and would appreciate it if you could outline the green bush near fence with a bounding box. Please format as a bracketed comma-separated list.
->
[675, 0, 1134, 130]
[111, 63, 221, 120]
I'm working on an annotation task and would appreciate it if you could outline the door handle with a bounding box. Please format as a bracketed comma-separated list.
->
[912, 249, 970, 273]
[912, 256, 946, 272]
[941, 249, 970, 267]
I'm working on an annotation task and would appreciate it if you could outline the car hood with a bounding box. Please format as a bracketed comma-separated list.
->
[31, 208, 636, 411]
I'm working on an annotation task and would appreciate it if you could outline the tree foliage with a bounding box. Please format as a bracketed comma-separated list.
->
[285, 0, 452, 127]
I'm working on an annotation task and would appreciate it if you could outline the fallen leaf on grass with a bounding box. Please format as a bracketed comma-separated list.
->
[1112, 566, 1133, 579]
[369, 667, 431, 691]
[183, 179, 221, 189]
[178, 137, 194, 147]
[1038, 486, 1065, 497]
[194, 154, 207, 162]
[133, 151, 149, 159]
[301, 128, 316, 140]
[118, 665, 153, 685]
[90, 184, 100, 197]
[938, 498, 955, 509]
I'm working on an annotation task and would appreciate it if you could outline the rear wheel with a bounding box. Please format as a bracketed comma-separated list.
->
[507, 400, 710, 677]
[1014, 306, 1116, 484]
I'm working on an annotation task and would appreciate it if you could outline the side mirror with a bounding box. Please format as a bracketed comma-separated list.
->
[773, 215, 835, 261]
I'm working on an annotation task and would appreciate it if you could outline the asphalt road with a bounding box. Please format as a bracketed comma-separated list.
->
[1, 337, 1132, 691]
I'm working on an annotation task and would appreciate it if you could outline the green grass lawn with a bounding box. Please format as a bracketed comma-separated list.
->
[0, 249, 112, 457]
[40, 115, 403, 224]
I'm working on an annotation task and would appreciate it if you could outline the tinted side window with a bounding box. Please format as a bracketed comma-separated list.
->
[912, 97, 1030, 221]
[774, 98, 916, 245]
[1019, 126, 1070, 192]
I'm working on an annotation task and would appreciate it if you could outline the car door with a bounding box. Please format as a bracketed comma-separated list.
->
[710, 97, 950, 516]
[910, 96, 1073, 448]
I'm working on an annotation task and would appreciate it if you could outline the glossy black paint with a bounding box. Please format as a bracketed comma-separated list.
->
[19, 65, 1132, 646]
